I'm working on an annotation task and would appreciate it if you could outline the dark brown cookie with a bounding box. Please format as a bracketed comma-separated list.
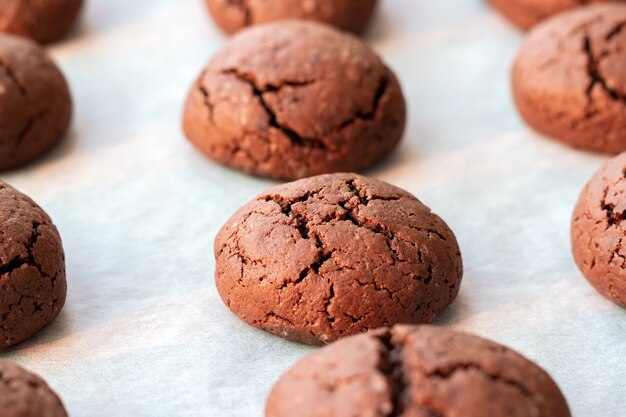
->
[214, 173, 463, 345]
[487, 0, 626, 30]
[0, 34, 72, 171]
[0, 360, 68, 417]
[266, 325, 572, 417]
[183, 21, 406, 180]
[205, 0, 377, 35]
[0, 0, 83, 44]
[0, 181, 66, 349]
[572, 153, 626, 307]
[512, 3, 626, 154]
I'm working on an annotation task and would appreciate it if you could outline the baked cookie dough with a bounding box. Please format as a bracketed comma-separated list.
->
[487, 0, 626, 30]
[0, 34, 72, 171]
[214, 173, 463, 345]
[0, 181, 66, 349]
[572, 153, 626, 307]
[512, 3, 626, 154]
[0, 360, 68, 417]
[0, 0, 83, 44]
[205, 0, 377, 35]
[183, 21, 406, 180]
[266, 325, 572, 417]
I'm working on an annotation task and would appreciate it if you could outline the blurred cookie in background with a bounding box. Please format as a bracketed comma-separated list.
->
[512, 3, 626, 154]
[0, 34, 72, 171]
[0, 0, 83, 44]
[206, 0, 377, 35]
[487, 0, 626, 30]
[0, 360, 68, 417]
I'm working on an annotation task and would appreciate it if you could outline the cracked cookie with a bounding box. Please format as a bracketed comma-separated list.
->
[0, 181, 66, 349]
[487, 0, 626, 30]
[183, 21, 406, 180]
[0, 0, 83, 44]
[512, 3, 626, 154]
[205, 0, 378, 35]
[0, 34, 72, 171]
[572, 153, 626, 307]
[266, 325, 572, 417]
[0, 360, 68, 417]
[214, 173, 463, 345]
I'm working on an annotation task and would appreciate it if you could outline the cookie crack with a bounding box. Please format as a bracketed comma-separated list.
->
[25, 221, 53, 281]
[428, 363, 543, 417]
[323, 283, 335, 323]
[0, 255, 28, 277]
[0, 222, 45, 279]
[583, 33, 626, 107]
[339, 182, 418, 269]
[600, 169, 626, 226]
[198, 84, 214, 123]
[338, 75, 389, 130]
[12, 112, 46, 153]
[261, 193, 336, 286]
[375, 332, 411, 417]
[0, 59, 26, 96]
[605, 20, 626, 41]
[597, 172, 626, 299]
[222, 69, 328, 150]
[264, 311, 295, 327]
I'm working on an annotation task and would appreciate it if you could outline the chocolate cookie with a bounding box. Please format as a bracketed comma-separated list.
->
[0, 360, 68, 417]
[512, 3, 626, 154]
[266, 325, 572, 417]
[487, 0, 626, 30]
[572, 153, 626, 307]
[214, 173, 463, 345]
[0, 181, 66, 349]
[205, 0, 377, 35]
[0, 34, 72, 171]
[0, 0, 83, 44]
[183, 21, 406, 180]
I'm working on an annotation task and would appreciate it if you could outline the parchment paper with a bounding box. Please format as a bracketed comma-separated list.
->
[3, 0, 625, 415]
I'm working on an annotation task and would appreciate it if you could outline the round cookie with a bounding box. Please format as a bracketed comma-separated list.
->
[0, 360, 68, 417]
[0, 181, 66, 349]
[512, 3, 626, 154]
[205, 0, 378, 35]
[183, 21, 406, 180]
[214, 173, 463, 345]
[266, 325, 572, 417]
[572, 153, 626, 307]
[0, 34, 72, 171]
[487, 0, 626, 30]
[0, 0, 83, 44]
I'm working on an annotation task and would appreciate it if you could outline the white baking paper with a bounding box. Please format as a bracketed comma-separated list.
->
[2, 0, 624, 415]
